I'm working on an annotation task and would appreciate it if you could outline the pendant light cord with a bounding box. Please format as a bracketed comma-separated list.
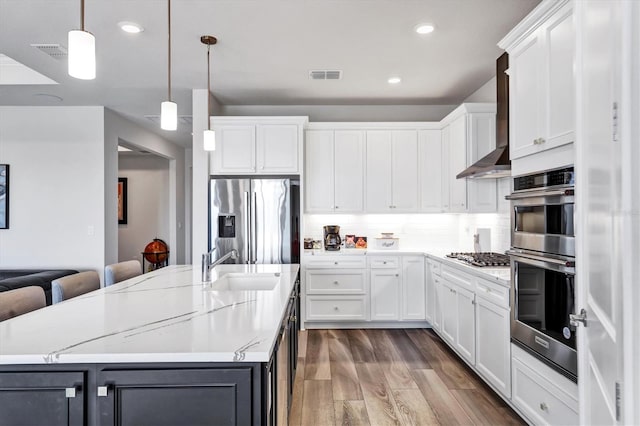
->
[167, 0, 172, 102]
[80, 0, 85, 31]
[207, 44, 211, 130]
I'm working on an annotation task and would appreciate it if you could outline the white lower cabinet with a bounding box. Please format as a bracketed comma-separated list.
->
[475, 295, 511, 398]
[370, 268, 400, 321]
[306, 296, 367, 321]
[455, 285, 476, 365]
[429, 257, 511, 401]
[511, 344, 579, 425]
[401, 256, 425, 320]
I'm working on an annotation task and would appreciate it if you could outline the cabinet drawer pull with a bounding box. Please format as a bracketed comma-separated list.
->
[333, 306, 339, 311]
[97, 386, 109, 397]
[539, 402, 548, 412]
[383, 261, 387, 264]
[333, 281, 339, 285]
[65, 387, 77, 398]
[334, 262, 338, 265]
[395, 274, 399, 277]
[290, 315, 297, 322]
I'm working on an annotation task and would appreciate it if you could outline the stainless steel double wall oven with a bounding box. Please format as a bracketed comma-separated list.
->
[506, 167, 577, 381]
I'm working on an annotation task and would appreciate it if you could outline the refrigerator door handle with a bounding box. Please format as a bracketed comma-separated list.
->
[244, 191, 250, 264]
[251, 192, 258, 264]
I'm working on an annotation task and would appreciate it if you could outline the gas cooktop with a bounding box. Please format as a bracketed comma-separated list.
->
[446, 252, 510, 267]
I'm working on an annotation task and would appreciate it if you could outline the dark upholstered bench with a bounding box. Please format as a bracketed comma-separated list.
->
[0, 270, 79, 305]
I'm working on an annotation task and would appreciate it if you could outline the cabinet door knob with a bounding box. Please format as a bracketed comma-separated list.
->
[334, 262, 338, 265]
[65, 387, 77, 398]
[539, 402, 548, 411]
[383, 261, 387, 264]
[395, 274, 399, 277]
[333, 306, 339, 311]
[97, 386, 109, 397]
[333, 281, 339, 285]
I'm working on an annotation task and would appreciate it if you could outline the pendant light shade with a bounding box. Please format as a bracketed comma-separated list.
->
[161, 101, 177, 131]
[161, 0, 177, 131]
[203, 129, 216, 151]
[68, 0, 95, 80]
[201, 35, 218, 151]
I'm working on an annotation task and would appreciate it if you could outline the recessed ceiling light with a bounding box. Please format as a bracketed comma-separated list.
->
[388, 77, 402, 84]
[415, 24, 435, 35]
[119, 22, 144, 34]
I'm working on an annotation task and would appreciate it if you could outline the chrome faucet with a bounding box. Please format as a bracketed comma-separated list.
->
[202, 248, 238, 282]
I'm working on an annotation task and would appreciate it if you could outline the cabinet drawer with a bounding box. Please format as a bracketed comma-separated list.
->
[306, 296, 367, 321]
[369, 257, 400, 269]
[305, 270, 366, 294]
[475, 277, 509, 308]
[512, 348, 578, 425]
[303, 256, 366, 269]
[441, 265, 474, 290]
[427, 260, 441, 276]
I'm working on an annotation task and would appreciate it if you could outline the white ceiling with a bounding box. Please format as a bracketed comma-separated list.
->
[0, 0, 540, 146]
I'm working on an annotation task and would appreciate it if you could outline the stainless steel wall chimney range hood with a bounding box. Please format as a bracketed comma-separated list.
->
[457, 52, 510, 179]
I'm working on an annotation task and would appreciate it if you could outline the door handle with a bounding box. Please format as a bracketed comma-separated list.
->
[244, 191, 250, 264]
[251, 192, 258, 263]
[569, 308, 587, 327]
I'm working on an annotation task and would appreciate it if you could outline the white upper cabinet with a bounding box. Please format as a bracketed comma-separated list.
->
[211, 117, 307, 175]
[467, 114, 498, 212]
[448, 115, 468, 212]
[501, 1, 574, 160]
[419, 130, 444, 212]
[213, 124, 256, 173]
[334, 131, 365, 212]
[256, 124, 299, 173]
[305, 129, 365, 213]
[304, 130, 335, 212]
[366, 130, 419, 212]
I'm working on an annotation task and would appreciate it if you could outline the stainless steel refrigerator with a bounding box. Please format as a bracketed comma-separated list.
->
[209, 178, 300, 264]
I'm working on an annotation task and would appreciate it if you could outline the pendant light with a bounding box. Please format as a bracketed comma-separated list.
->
[201, 35, 217, 151]
[68, 0, 96, 80]
[160, 0, 177, 131]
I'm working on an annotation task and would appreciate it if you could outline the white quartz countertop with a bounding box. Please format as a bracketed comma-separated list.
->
[0, 264, 299, 365]
[303, 248, 511, 287]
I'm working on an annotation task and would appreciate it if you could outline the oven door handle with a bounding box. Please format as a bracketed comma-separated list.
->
[505, 188, 574, 200]
[506, 249, 575, 268]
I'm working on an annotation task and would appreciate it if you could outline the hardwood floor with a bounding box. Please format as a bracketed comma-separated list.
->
[290, 329, 524, 426]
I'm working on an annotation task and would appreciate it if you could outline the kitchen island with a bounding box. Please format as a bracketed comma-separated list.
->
[0, 264, 300, 426]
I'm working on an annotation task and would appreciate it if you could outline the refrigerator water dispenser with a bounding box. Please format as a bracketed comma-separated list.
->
[218, 215, 236, 238]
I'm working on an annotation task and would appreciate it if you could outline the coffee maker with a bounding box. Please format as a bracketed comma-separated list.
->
[323, 225, 342, 251]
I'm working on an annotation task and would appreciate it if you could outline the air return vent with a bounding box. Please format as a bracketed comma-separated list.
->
[145, 115, 192, 126]
[309, 70, 342, 80]
[30, 44, 68, 60]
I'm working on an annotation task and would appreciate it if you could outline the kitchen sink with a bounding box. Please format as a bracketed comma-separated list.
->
[211, 272, 279, 291]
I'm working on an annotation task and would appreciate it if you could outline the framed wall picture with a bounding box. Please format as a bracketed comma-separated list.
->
[118, 177, 128, 225]
[0, 164, 8, 229]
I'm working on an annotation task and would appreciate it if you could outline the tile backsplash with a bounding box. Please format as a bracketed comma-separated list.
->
[304, 177, 512, 253]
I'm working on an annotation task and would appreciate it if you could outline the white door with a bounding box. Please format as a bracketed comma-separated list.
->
[365, 131, 393, 212]
[304, 130, 334, 212]
[419, 130, 443, 212]
[256, 124, 299, 173]
[370, 269, 400, 321]
[391, 130, 419, 212]
[334, 130, 365, 213]
[575, 1, 626, 424]
[401, 256, 425, 320]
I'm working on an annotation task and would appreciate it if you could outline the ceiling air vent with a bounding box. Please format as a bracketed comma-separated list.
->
[30, 44, 68, 60]
[309, 70, 342, 80]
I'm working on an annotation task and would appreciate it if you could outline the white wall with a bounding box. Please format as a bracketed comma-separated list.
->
[0, 106, 106, 274]
[463, 77, 496, 103]
[104, 109, 186, 265]
[118, 155, 170, 266]
[221, 104, 457, 122]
